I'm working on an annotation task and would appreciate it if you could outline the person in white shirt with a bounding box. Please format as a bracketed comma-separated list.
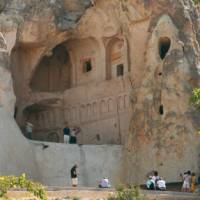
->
[99, 177, 111, 188]
[157, 178, 166, 190]
[181, 171, 191, 192]
[25, 122, 33, 139]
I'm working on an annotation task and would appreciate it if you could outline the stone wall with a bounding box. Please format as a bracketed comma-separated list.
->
[0, 108, 39, 179]
[33, 141, 122, 187]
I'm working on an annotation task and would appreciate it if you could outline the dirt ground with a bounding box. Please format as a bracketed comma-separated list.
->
[4, 188, 200, 200]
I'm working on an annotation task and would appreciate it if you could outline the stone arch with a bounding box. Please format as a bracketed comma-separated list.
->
[87, 104, 92, 117]
[64, 108, 70, 122]
[100, 100, 108, 114]
[80, 105, 86, 122]
[93, 102, 98, 117]
[106, 37, 127, 80]
[46, 132, 60, 143]
[117, 96, 124, 110]
[30, 43, 72, 92]
[65, 37, 101, 86]
[108, 98, 115, 112]
[71, 106, 77, 121]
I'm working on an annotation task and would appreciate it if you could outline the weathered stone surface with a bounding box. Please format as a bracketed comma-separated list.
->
[124, 0, 200, 184]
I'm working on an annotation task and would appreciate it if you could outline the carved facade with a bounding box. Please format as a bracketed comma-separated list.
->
[13, 34, 132, 144]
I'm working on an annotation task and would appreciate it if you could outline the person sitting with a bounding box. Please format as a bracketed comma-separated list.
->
[99, 177, 111, 188]
[152, 171, 160, 183]
[146, 176, 155, 190]
[157, 178, 166, 190]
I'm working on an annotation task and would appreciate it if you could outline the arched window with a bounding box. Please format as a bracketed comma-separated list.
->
[158, 37, 171, 60]
[106, 38, 126, 80]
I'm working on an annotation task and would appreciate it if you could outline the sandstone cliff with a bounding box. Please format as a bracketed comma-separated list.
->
[0, 0, 91, 182]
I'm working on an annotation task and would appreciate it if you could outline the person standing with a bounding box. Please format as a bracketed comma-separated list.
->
[191, 172, 197, 192]
[181, 170, 191, 192]
[71, 164, 78, 187]
[25, 122, 33, 140]
[63, 125, 70, 144]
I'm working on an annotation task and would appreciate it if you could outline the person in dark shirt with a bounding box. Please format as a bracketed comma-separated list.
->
[63, 126, 70, 143]
[71, 164, 78, 187]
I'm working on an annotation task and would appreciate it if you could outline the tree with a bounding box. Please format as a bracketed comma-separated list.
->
[190, 88, 200, 111]
[193, 0, 200, 5]
[190, 88, 200, 134]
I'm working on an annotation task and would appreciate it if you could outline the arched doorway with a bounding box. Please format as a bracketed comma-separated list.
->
[106, 38, 127, 80]
[30, 44, 72, 92]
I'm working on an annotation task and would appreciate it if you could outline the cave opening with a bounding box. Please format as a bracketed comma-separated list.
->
[116, 64, 124, 77]
[159, 37, 171, 60]
[30, 44, 72, 92]
[159, 105, 164, 115]
[83, 59, 92, 73]
[10, 37, 123, 145]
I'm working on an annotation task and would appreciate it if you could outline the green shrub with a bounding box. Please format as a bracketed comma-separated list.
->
[107, 185, 148, 200]
[190, 88, 200, 110]
[0, 174, 47, 200]
[72, 197, 80, 200]
[190, 88, 200, 135]
[193, 0, 200, 5]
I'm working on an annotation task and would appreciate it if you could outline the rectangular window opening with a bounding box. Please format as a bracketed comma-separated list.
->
[117, 64, 124, 77]
[159, 105, 164, 115]
[83, 59, 92, 73]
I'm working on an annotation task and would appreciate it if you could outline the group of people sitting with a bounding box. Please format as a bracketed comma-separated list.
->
[146, 171, 166, 190]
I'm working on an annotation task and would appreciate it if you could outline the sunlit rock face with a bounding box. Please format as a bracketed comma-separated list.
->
[0, 33, 15, 115]
[0, 33, 39, 180]
[124, 0, 200, 184]
[0, 0, 200, 185]
[0, 0, 91, 181]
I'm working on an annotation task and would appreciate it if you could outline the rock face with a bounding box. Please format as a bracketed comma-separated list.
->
[0, 0, 92, 183]
[0, 33, 15, 114]
[0, 33, 38, 179]
[0, 0, 200, 185]
[124, 0, 200, 183]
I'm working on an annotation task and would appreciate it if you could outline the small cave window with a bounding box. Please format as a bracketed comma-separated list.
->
[117, 64, 124, 77]
[83, 59, 92, 73]
[159, 37, 171, 60]
[159, 105, 164, 115]
[96, 134, 101, 141]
